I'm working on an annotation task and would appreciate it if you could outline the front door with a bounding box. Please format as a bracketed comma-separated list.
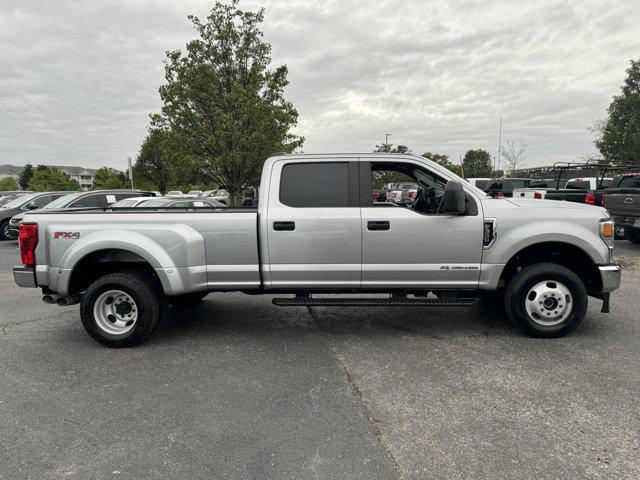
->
[361, 158, 484, 288]
[266, 159, 361, 289]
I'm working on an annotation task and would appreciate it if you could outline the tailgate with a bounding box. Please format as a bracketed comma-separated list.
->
[603, 193, 640, 217]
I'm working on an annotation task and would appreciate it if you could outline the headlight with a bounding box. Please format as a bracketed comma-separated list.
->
[600, 219, 614, 261]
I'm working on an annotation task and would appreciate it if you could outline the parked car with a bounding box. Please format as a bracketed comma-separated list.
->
[543, 177, 614, 206]
[0, 190, 32, 198]
[241, 187, 259, 207]
[0, 191, 73, 240]
[165, 191, 184, 197]
[0, 194, 27, 207]
[109, 197, 157, 208]
[186, 190, 203, 197]
[466, 178, 492, 190]
[602, 172, 640, 243]
[13, 153, 620, 347]
[40, 190, 155, 211]
[485, 178, 531, 197]
[201, 189, 231, 205]
[390, 183, 418, 205]
[133, 198, 225, 208]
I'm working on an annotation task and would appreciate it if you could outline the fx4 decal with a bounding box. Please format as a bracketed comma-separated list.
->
[54, 232, 80, 239]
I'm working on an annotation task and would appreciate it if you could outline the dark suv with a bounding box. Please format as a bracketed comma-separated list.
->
[0, 191, 73, 240]
[485, 178, 531, 197]
[8, 190, 154, 239]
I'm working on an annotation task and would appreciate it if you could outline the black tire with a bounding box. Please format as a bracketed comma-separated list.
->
[614, 225, 625, 240]
[80, 272, 166, 347]
[504, 262, 587, 338]
[0, 220, 10, 240]
[627, 229, 640, 245]
[168, 291, 208, 307]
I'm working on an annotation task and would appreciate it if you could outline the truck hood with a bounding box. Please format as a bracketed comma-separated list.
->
[506, 197, 606, 213]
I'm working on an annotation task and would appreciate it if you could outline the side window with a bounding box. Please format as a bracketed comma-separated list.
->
[367, 161, 447, 215]
[29, 195, 52, 208]
[619, 176, 640, 188]
[172, 201, 191, 208]
[280, 162, 349, 208]
[70, 195, 99, 208]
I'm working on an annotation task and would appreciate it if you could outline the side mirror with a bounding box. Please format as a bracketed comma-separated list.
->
[27, 204, 39, 210]
[443, 180, 466, 214]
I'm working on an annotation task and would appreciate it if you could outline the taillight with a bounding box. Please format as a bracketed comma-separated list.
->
[409, 191, 415, 198]
[19, 223, 38, 266]
[585, 194, 596, 205]
[534, 192, 542, 199]
[497, 192, 505, 198]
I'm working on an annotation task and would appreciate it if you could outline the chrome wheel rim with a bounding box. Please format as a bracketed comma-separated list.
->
[2, 223, 9, 237]
[94, 290, 138, 335]
[525, 280, 573, 326]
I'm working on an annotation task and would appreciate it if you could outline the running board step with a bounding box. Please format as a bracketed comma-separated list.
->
[272, 297, 477, 307]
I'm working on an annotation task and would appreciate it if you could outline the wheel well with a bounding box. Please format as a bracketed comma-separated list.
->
[499, 242, 602, 294]
[68, 249, 159, 295]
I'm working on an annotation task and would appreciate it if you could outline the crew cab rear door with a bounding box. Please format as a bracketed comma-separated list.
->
[265, 159, 361, 289]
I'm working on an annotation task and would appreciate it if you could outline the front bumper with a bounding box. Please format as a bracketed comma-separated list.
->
[598, 264, 621, 293]
[13, 266, 37, 288]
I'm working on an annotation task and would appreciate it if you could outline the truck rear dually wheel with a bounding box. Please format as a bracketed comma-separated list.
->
[504, 263, 587, 337]
[80, 272, 166, 347]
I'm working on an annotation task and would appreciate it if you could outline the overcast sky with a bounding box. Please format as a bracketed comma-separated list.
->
[0, 0, 637, 170]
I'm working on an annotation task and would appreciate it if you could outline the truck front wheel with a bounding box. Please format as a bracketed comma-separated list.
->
[80, 272, 166, 347]
[504, 263, 587, 338]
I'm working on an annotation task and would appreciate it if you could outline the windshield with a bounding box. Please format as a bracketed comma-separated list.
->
[1, 193, 39, 209]
[43, 192, 84, 209]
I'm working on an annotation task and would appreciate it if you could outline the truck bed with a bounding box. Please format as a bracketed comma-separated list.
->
[23, 207, 261, 295]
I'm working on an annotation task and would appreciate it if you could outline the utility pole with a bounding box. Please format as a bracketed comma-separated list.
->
[385, 133, 391, 146]
[496, 115, 503, 172]
[127, 157, 134, 189]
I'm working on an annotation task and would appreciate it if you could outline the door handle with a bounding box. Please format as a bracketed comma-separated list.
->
[367, 221, 390, 231]
[273, 221, 295, 231]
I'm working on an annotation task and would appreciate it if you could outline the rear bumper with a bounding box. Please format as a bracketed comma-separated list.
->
[598, 264, 621, 293]
[13, 266, 37, 288]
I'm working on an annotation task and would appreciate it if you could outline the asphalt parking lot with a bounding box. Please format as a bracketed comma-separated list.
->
[1, 240, 639, 480]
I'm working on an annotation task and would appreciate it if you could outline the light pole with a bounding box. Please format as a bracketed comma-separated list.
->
[385, 133, 391, 146]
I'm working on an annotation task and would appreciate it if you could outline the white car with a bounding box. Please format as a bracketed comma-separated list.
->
[110, 197, 156, 208]
[186, 190, 203, 197]
[165, 191, 184, 197]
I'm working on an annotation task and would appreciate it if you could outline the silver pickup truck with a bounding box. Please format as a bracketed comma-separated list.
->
[14, 153, 621, 347]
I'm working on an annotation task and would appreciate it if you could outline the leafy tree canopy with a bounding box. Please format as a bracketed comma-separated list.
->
[18, 164, 34, 190]
[0, 177, 19, 191]
[596, 58, 640, 165]
[28, 167, 73, 191]
[133, 129, 176, 194]
[152, 0, 303, 203]
[421, 152, 462, 176]
[93, 167, 128, 190]
[462, 149, 493, 178]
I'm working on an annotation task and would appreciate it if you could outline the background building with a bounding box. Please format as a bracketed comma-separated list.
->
[0, 164, 100, 190]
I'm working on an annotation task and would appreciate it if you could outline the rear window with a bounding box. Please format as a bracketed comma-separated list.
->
[474, 180, 490, 189]
[566, 180, 590, 190]
[506, 179, 528, 189]
[618, 176, 640, 188]
[280, 162, 349, 208]
[69, 195, 101, 208]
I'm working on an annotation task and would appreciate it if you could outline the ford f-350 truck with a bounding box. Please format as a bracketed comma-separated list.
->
[13, 154, 621, 347]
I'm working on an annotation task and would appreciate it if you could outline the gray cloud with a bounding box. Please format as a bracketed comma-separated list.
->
[0, 0, 637, 170]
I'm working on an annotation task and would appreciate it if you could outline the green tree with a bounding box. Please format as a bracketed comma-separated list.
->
[152, 1, 304, 204]
[18, 164, 34, 190]
[67, 179, 82, 191]
[28, 167, 72, 191]
[371, 143, 414, 187]
[0, 177, 19, 190]
[93, 168, 128, 190]
[462, 149, 493, 178]
[596, 58, 640, 164]
[133, 130, 175, 193]
[421, 152, 462, 176]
